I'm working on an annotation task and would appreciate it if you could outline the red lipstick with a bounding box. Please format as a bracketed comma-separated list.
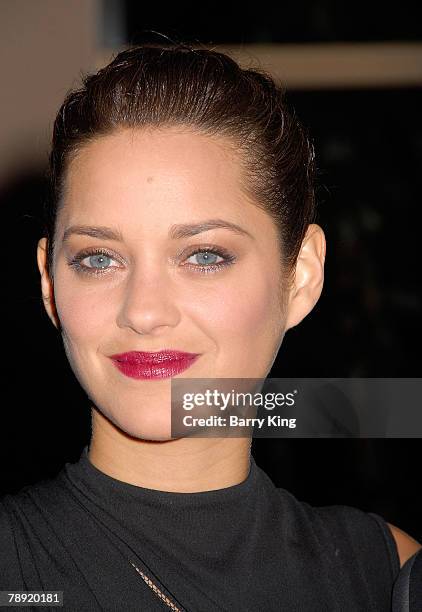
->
[109, 350, 200, 380]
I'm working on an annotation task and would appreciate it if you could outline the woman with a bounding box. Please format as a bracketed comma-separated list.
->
[1, 43, 420, 611]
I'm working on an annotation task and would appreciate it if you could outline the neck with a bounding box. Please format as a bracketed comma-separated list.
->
[88, 407, 252, 493]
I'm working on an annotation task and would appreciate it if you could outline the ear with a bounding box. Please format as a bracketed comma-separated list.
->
[37, 237, 60, 330]
[284, 223, 326, 331]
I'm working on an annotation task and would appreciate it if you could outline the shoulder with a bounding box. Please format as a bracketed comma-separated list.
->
[0, 476, 71, 588]
[386, 522, 422, 568]
[0, 496, 25, 588]
[307, 501, 421, 574]
[291, 499, 403, 580]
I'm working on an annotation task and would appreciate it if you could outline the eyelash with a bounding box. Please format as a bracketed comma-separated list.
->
[67, 246, 237, 277]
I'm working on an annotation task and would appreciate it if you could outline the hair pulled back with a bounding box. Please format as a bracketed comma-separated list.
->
[44, 42, 317, 284]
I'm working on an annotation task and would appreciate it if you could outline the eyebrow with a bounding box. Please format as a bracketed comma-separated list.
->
[61, 219, 254, 243]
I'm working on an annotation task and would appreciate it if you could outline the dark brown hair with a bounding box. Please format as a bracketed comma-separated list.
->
[44, 42, 316, 286]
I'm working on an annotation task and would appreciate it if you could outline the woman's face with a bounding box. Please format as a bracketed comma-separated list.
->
[41, 127, 290, 440]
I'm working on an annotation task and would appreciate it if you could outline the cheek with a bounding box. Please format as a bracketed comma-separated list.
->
[59, 298, 109, 337]
[189, 267, 284, 364]
[205, 284, 273, 329]
[53, 275, 113, 346]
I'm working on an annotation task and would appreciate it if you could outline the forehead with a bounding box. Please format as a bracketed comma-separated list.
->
[64, 127, 240, 201]
[58, 127, 277, 241]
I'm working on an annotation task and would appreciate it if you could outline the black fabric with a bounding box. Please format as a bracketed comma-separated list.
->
[0, 446, 400, 611]
[410, 550, 422, 611]
[393, 549, 422, 612]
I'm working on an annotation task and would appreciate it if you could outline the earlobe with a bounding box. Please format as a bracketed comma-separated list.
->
[284, 224, 326, 331]
[37, 238, 59, 330]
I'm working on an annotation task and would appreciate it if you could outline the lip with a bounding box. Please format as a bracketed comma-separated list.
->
[108, 350, 201, 380]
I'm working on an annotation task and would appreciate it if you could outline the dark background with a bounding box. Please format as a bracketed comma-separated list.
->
[1, 1, 421, 542]
[124, 0, 422, 43]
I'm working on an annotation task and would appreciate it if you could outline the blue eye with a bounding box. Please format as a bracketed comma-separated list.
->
[86, 253, 113, 269]
[67, 245, 236, 277]
[67, 248, 121, 276]
[186, 251, 222, 266]
[73, 251, 120, 272]
[182, 248, 236, 274]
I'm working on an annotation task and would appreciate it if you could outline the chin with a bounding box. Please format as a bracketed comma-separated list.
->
[105, 405, 177, 442]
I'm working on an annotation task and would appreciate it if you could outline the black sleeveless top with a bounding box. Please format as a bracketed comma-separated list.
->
[0, 447, 400, 611]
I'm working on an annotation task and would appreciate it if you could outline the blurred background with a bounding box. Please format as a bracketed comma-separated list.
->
[1, 0, 421, 539]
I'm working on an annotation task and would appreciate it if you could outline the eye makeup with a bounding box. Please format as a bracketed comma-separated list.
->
[66, 244, 237, 277]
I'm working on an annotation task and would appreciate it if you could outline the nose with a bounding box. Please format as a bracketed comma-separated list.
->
[116, 263, 181, 336]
